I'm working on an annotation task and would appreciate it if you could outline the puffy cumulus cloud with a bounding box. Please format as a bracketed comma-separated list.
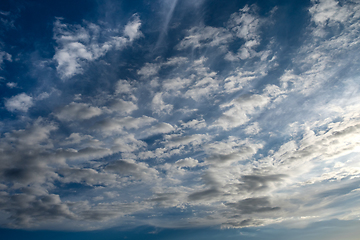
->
[123, 14, 142, 41]
[5, 93, 33, 112]
[55, 102, 102, 121]
[175, 157, 201, 168]
[53, 15, 142, 79]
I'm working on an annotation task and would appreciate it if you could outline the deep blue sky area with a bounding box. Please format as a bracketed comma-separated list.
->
[0, 0, 360, 239]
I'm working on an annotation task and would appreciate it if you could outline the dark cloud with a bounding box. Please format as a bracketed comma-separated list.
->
[0, 194, 76, 227]
[188, 188, 220, 201]
[226, 197, 280, 214]
[238, 174, 286, 192]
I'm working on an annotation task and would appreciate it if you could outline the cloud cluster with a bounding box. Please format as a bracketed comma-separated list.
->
[53, 15, 142, 79]
[0, 0, 360, 232]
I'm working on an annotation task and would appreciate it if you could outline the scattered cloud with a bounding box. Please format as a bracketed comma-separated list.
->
[0, 0, 359, 233]
[5, 93, 33, 112]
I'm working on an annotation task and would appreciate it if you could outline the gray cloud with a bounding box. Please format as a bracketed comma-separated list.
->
[226, 197, 280, 214]
[55, 102, 102, 121]
[188, 188, 221, 201]
[105, 159, 158, 180]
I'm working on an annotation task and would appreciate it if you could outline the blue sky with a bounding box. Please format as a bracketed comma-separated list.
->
[1, 0, 360, 239]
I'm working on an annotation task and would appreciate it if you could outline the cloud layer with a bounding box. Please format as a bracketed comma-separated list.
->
[0, 0, 360, 232]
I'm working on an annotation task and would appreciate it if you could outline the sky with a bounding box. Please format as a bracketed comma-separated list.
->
[0, 0, 360, 239]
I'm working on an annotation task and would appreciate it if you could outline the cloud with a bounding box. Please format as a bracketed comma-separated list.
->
[1, 0, 360, 231]
[53, 15, 142, 79]
[6, 82, 17, 88]
[213, 93, 270, 130]
[123, 14, 142, 41]
[105, 159, 158, 180]
[137, 63, 161, 77]
[152, 92, 173, 115]
[0, 51, 12, 68]
[0, 193, 76, 227]
[111, 134, 146, 153]
[143, 122, 175, 136]
[175, 157, 201, 168]
[309, 0, 353, 27]
[55, 102, 102, 121]
[108, 99, 138, 115]
[226, 197, 280, 214]
[93, 116, 156, 135]
[176, 26, 232, 50]
[57, 167, 116, 186]
[5, 93, 33, 112]
[188, 188, 221, 201]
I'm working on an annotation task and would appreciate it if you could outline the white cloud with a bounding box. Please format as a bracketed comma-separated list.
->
[5, 93, 34, 112]
[143, 122, 175, 136]
[152, 92, 173, 115]
[0, 51, 12, 68]
[162, 77, 191, 91]
[137, 63, 161, 77]
[245, 122, 261, 135]
[214, 94, 270, 130]
[108, 99, 138, 115]
[2, 0, 360, 231]
[5, 82, 17, 88]
[309, 0, 352, 26]
[55, 102, 102, 121]
[123, 14, 142, 41]
[180, 118, 207, 130]
[93, 116, 156, 135]
[176, 26, 232, 50]
[53, 16, 142, 80]
[175, 157, 201, 168]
